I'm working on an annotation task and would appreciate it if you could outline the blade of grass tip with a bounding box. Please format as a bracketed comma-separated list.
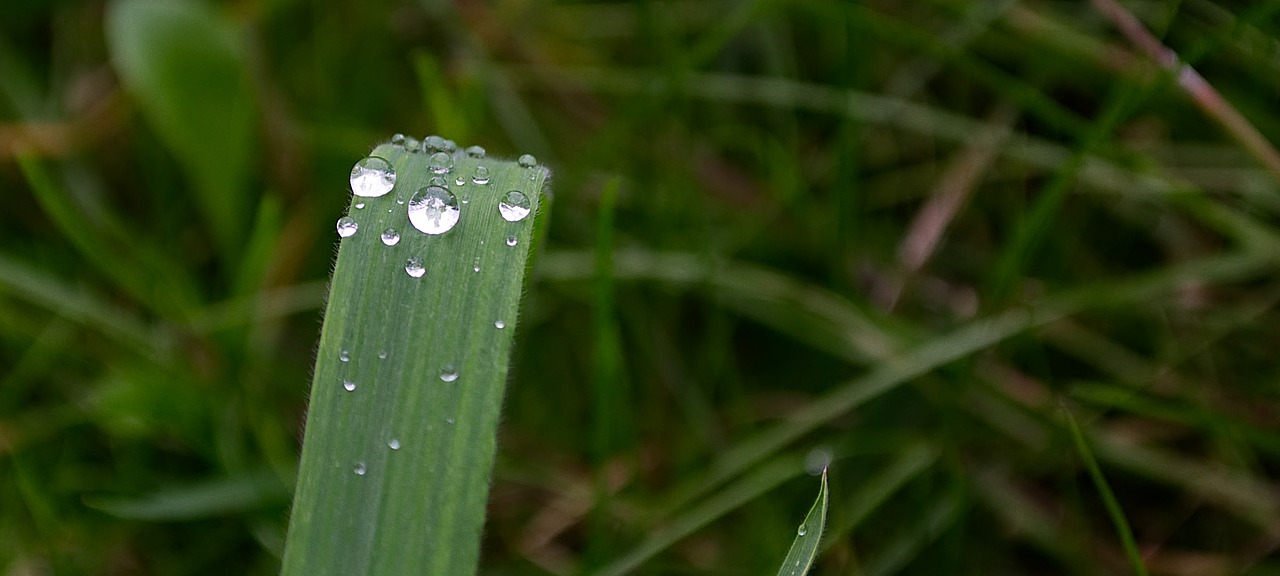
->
[1062, 405, 1150, 576]
[777, 469, 829, 576]
[280, 141, 548, 576]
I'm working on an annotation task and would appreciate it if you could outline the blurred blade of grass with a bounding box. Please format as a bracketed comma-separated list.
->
[860, 490, 965, 576]
[775, 469, 828, 576]
[280, 143, 547, 576]
[412, 52, 470, 143]
[1063, 407, 1150, 576]
[83, 468, 289, 521]
[105, 0, 257, 262]
[592, 178, 628, 460]
[17, 154, 198, 315]
[820, 443, 937, 555]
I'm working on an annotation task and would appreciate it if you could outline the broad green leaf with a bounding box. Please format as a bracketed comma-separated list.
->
[105, 0, 256, 259]
[776, 469, 828, 576]
[280, 143, 548, 576]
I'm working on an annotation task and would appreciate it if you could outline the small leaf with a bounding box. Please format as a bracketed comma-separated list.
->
[777, 469, 829, 576]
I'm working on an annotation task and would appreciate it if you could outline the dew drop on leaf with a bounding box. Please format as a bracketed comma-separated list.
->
[498, 190, 531, 222]
[439, 365, 459, 383]
[381, 228, 400, 246]
[405, 257, 426, 278]
[350, 156, 396, 197]
[408, 186, 460, 235]
[336, 216, 358, 238]
[427, 151, 454, 174]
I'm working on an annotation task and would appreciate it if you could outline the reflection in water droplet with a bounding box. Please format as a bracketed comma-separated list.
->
[405, 257, 426, 278]
[439, 365, 459, 382]
[797, 524, 807, 536]
[408, 186, 461, 235]
[339, 349, 350, 362]
[343, 379, 356, 392]
[388, 438, 401, 450]
[506, 235, 518, 247]
[336, 217, 359, 238]
[428, 151, 454, 174]
[472, 165, 490, 185]
[517, 153, 537, 167]
[499, 190, 532, 222]
[381, 228, 400, 246]
[354, 461, 367, 475]
[465, 145, 486, 158]
[495, 320, 505, 329]
[350, 156, 396, 197]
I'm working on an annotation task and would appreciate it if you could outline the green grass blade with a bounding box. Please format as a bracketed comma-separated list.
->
[280, 142, 547, 576]
[1063, 407, 1150, 576]
[777, 469, 829, 576]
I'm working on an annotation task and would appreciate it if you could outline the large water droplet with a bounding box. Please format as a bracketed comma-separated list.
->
[439, 365, 459, 382]
[388, 438, 401, 450]
[405, 257, 426, 278]
[343, 379, 356, 392]
[428, 151, 454, 174]
[517, 153, 537, 168]
[465, 145, 486, 158]
[499, 190, 532, 222]
[495, 320, 506, 329]
[408, 186, 461, 235]
[797, 524, 807, 536]
[353, 461, 367, 475]
[472, 165, 490, 185]
[506, 235, 518, 247]
[336, 216, 359, 237]
[339, 349, 350, 362]
[423, 135, 447, 152]
[350, 156, 396, 197]
[381, 228, 401, 246]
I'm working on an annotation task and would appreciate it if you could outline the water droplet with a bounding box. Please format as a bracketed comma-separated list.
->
[378, 350, 388, 359]
[443, 139, 458, 152]
[353, 461, 367, 475]
[395, 193, 406, 205]
[506, 235, 517, 247]
[423, 135, 447, 152]
[380, 228, 401, 246]
[388, 438, 401, 450]
[495, 320, 505, 329]
[343, 379, 356, 392]
[405, 257, 426, 278]
[403, 136, 420, 151]
[429, 176, 447, 187]
[445, 417, 455, 424]
[428, 151, 454, 174]
[408, 186, 461, 235]
[517, 153, 537, 167]
[439, 365, 459, 382]
[465, 145, 486, 158]
[499, 190, 532, 222]
[354, 202, 365, 209]
[472, 256, 481, 273]
[472, 165, 490, 185]
[339, 349, 350, 362]
[797, 524, 807, 536]
[455, 176, 466, 187]
[391, 133, 405, 145]
[350, 156, 396, 197]
[336, 216, 359, 238]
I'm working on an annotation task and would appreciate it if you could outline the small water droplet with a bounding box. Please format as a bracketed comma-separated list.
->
[472, 256, 481, 273]
[472, 165, 490, 185]
[797, 524, 807, 536]
[378, 350, 388, 359]
[336, 216, 358, 238]
[465, 145, 486, 158]
[405, 257, 426, 278]
[380, 228, 401, 246]
[429, 176, 447, 188]
[350, 156, 396, 197]
[439, 365, 459, 382]
[353, 461, 367, 475]
[388, 438, 401, 450]
[339, 349, 350, 362]
[517, 153, 537, 168]
[403, 136, 420, 151]
[354, 202, 365, 209]
[391, 133, 405, 145]
[423, 135, 447, 152]
[455, 176, 466, 187]
[445, 417, 455, 424]
[343, 379, 356, 392]
[495, 320, 505, 329]
[499, 190, 532, 222]
[428, 151, 454, 174]
[408, 186, 461, 235]
[395, 193, 406, 205]
[443, 139, 458, 152]
[506, 235, 517, 247]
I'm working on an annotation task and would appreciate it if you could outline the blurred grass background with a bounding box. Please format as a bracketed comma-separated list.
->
[3, 0, 1280, 574]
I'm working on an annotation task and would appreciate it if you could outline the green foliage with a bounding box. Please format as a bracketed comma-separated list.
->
[280, 145, 546, 576]
[776, 470, 828, 576]
[4, 0, 1280, 575]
